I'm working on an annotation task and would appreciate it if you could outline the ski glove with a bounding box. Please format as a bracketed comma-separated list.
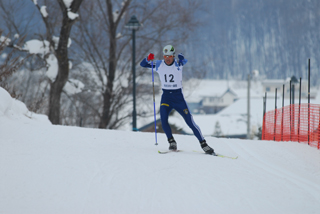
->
[178, 53, 184, 66]
[147, 53, 154, 61]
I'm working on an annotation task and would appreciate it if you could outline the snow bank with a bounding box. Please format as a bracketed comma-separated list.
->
[0, 87, 51, 125]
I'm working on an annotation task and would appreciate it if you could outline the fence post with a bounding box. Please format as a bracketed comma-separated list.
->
[262, 92, 267, 140]
[282, 84, 284, 141]
[308, 59, 310, 145]
[290, 80, 292, 141]
[298, 78, 302, 143]
[292, 83, 295, 140]
[318, 108, 320, 149]
[274, 88, 277, 141]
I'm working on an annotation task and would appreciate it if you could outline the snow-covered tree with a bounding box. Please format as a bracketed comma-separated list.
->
[0, 31, 27, 98]
[0, 0, 84, 124]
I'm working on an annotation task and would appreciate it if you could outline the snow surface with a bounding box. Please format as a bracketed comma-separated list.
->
[0, 87, 50, 124]
[1, 87, 320, 214]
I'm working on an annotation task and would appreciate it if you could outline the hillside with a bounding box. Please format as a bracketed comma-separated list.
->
[1, 87, 320, 214]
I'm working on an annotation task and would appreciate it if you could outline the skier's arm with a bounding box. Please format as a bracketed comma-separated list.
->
[178, 53, 188, 66]
[140, 53, 155, 68]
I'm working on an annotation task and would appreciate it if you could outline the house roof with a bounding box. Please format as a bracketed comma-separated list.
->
[183, 79, 263, 103]
[221, 88, 238, 97]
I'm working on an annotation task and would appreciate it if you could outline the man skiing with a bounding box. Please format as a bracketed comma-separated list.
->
[140, 45, 215, 155]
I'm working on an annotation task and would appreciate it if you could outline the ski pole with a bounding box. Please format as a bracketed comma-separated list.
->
[151, 60, 158, 145]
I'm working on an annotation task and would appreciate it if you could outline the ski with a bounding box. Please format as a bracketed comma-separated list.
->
[158, 150, 238, 159]
[214, 153, 238, 159]
[193, 150, 238, 159]
[158, 150, 182, 154]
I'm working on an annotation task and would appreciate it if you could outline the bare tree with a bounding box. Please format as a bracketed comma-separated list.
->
[38, 0, 84, 124]
[0, 31, 27, 98]
[0, 0, 84, 124]
[73, 0, 201, 129]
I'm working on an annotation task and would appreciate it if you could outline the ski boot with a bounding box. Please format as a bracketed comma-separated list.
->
[200, 140, 215, 155]
[168, 137, 177, 151]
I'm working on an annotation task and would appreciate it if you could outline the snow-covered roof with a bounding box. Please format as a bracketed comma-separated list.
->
[183, 79, 263, 103]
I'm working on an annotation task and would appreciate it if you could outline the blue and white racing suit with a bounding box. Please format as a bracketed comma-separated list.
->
[140, 57, 204, 142]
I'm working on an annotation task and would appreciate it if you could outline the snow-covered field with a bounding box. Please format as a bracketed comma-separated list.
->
[1, 87, 320, 214]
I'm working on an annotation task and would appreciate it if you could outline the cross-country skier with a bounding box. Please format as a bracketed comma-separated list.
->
[140, 45, 215, 154]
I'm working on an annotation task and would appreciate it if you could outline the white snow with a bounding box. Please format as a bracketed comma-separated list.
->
[0, 87, 50, 124]
[63, 0, 73, 8]
[69, 60, 73, 69]
[45, 55, 83, 95]
[116, 32, 122, 39]
[68, 11, 79, 20]
[1, 53, 7, 59]
[52, 36, 72, 49]
[1, 86, 320, 214]
[23, 39, 50, 57]
[113, 10, 119, 22]
[64, 79, 85, 95]
[40, 6, 48, 18]
[0, 36, 11, 46]
[46, 54, 58, 81]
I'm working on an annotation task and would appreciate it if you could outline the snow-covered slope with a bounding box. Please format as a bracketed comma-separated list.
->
[0, 87, 51, 125]
[1, 87, 320, 214]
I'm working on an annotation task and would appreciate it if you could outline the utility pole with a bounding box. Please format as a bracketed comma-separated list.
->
[247, 74, 251, 139]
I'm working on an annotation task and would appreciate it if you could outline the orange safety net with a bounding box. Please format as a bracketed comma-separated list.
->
[262, 103, 320, 149]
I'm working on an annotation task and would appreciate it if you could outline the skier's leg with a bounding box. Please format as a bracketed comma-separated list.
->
[160, 102, 173, 139]
[176, 107, 204, 142]
[175, 106, 214, 153]
[160, 105, 177, 150]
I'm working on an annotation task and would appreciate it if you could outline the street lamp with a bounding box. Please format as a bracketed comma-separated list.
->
[125, 15, 142, 131]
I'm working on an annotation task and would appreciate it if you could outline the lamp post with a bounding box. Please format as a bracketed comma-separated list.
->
[125, 15, 142, 131]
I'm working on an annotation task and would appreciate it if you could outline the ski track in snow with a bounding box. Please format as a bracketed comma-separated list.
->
[220, 138, 320, 213]
[1, 119, 320, 214]
[231, 140, 320, 199]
